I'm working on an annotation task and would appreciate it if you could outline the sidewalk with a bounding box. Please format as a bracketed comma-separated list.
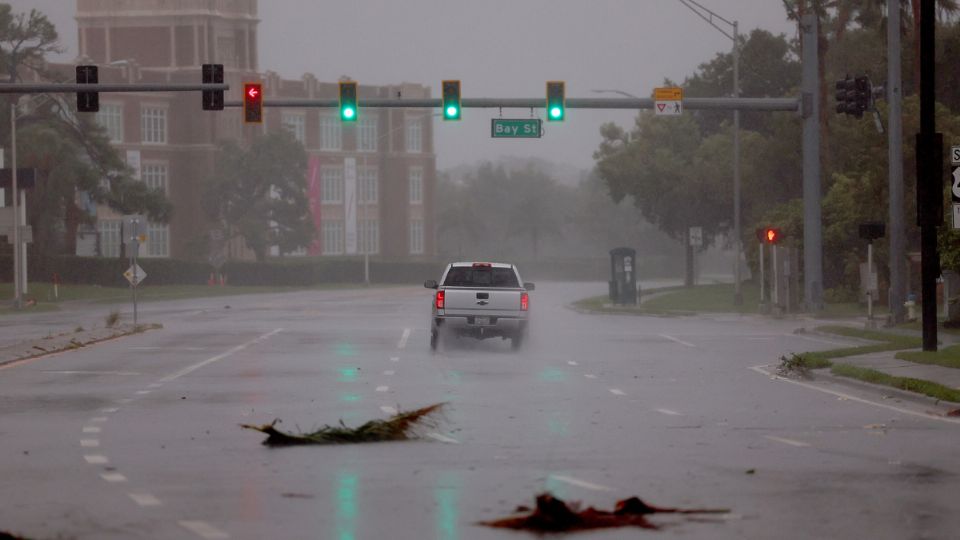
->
[811, 317, 960, 392]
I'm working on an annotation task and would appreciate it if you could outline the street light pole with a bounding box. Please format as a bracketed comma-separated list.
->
[10, 102, 20, 309]
[675, 0, 742, 305]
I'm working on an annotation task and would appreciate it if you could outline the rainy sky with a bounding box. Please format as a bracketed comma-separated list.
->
[11, 0, 795, 171]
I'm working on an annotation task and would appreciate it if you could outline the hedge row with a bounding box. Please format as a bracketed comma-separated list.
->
[0, 254, 671, 287]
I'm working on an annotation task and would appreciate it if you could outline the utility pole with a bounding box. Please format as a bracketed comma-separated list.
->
[917, 0, 941, 351]
[888, 0, 906, 324]
[801, 14, 823, 311]
[10, 103, 20, 309]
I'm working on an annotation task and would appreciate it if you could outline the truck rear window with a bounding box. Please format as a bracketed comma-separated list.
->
[443, 267, 519, 288]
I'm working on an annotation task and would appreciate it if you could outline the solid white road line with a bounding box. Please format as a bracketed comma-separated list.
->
[160, 329, 283, 383]
[179, 520, 230, 539]
[376, 385, 389, 392]
[397, 328, 411, 349]
[549, 474, 614, 492]
[750, 365, 960, 425]
[84, 455, 109, 464]
[80, 439, 100, 448]
[82, 426, 101, 434]
[128, 493, 162, 507]
[383, 370, 395, 376]
[655, 408, 683, 416]
[100, 472, 127, 483]
[426, 432, 460, 444]
[763, 435, 811, 448]
[609, 389, 626, 396]
[380, 406, 398, 415]
[660, 334, 696, 348]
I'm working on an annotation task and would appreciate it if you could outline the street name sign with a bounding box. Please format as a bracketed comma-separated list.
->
[953, 146, 960, 229]
[124, 263, 147, 286]
[689, 226, 703, 247]
[654, 87, 683, 116]
[491, 119, 542, 138]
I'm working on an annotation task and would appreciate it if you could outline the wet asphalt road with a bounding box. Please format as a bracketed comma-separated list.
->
[1, 282, 959, 540]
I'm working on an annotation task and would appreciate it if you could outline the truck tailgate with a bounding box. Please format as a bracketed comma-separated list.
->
[442, 288, 524, 316]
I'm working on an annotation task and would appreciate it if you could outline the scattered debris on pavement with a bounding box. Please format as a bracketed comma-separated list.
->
[242, 403, 446, 446]
[479, 493, 729, 533]
[946, 408, 960, 417]
[776, 353, 812, 379]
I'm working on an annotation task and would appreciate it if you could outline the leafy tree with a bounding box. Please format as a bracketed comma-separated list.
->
[0, 4, 169, 255]
[202, 132, 312, 262]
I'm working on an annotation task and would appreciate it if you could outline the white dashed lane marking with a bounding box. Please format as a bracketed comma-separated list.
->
[584, 374, 597, 379]
[567, 361, 578, 366]
[128, 493, 162, 507]
[179, 520, 230, 539]
[655, 408, 683, 416]
[397, 328, 411, 349]
[376, 385, 389, 392]
[84, 455, 109, 464]
[83, 426, 101, 434]
[136, 390, 151, 395]
[549, 474, 614, 492]
[100, 473, 127, 483]
[609, 389, 626, 396]
[80, 439, 100, 448]
[90, 417, 108, 423]
[382, 370, 395, 376]
[764, 435, 811, 448]
[101, 408, 119, 413]
[390, 356, 400, 362]
[659, 334, 696, 348]
[160, 329, 283, 383]
[426, 433, 460, 444]
[380, 406, 398, 415]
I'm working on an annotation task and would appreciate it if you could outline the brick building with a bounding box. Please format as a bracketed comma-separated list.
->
[67, 0, 436, 260]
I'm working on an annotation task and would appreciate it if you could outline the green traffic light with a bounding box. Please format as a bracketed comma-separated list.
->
[446, 105, 459, 118]
[343, 107, 355, 120]
[550, 106, 563, 119]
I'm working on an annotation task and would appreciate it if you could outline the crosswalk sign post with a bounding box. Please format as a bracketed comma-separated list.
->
[952, 146, 960, 229]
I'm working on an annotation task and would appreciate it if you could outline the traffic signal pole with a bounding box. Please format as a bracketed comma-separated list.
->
[918, 0, 941, 351]
[888, 0, 907, 325]
[801, 14, 824, 311]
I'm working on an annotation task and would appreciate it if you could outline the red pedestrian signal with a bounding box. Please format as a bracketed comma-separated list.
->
[765, 228, 781, 244]
[244, 82, 263, 124]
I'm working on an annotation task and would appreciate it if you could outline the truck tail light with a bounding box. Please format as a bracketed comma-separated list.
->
[521, 292, 529, 311]
[436, 290, 445, 310]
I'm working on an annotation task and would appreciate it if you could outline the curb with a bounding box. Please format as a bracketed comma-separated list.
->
[0, 323, 163, 369]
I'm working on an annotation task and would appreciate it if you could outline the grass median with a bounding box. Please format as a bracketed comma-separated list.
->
[896, 344, 960, 370]
[782, 326, 960, 403]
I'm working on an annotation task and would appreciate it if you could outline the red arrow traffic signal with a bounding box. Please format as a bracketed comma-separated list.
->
[244, 82, 263, 124]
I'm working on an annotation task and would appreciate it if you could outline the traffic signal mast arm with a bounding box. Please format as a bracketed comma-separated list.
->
[0, 83, 229, 93]
[220, 96, 799, 111]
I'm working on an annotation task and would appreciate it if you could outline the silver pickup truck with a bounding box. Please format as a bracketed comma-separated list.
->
[424, 262, 534, 350]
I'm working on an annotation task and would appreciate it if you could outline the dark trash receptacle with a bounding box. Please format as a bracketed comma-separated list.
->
[609, 247, 638, 305]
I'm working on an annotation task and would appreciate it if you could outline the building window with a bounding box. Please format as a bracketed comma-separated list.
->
[98, 219, 121, 257]
[141, 106, 167, 144]
[321, 166, 344, 203]
[406, 117, 422, 153]
[282, 112, 306, 145]
[409, 166, 423, 204]
[145, 222, 170, 258]
[358, 116, 378, 152]
[96, 103, 123, 143]
[359, 219, 379, 254]
[322, 220, 344, 255]
[319, 114, 342, 150]
[409, 219, 424, 255]
[359, 166, 378, 204]
[142, 163, 168, 194]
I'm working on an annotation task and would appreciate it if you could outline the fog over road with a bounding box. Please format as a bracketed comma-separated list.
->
[1, 283, 958, 539]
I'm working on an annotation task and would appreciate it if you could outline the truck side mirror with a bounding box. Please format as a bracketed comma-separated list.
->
[424, 280, 438, 289]
[523, 282, 536, 291]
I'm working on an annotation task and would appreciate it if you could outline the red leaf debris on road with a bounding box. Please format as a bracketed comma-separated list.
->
[480, 493, 729, 533]
[946, 408, 960, 417]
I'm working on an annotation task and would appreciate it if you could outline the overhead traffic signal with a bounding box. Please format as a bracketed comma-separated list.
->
[546, 81, 565, 122]
[339, 81, 358, 122]
[834, 75, 872, 118]
[243, 82, 263, 123]
[76, 65, 99, 113]
[202, 64, 224, 111]
[442, 80, 461, 121]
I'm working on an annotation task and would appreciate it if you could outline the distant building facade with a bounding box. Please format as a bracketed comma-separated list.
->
[62, 0, 436, 260]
